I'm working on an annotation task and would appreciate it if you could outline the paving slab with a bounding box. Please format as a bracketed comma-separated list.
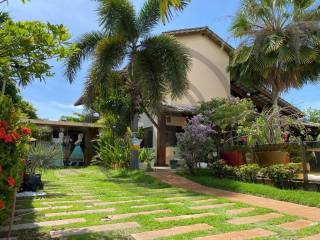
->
[155, 212, 216, 222]
[149, 172, 320, 221]
[131, 223, 212, 240]
[226, 208, 256, 215]
[0, 218, 86, 232]
[227, 213, 283, 225]
[50, 222, 140, 238]
[193, 199, 217, 204]
[131, 202, 183, 209]
[194, 228, 276, 240]
[93, 199, 144, 206]
[106, 209, 171, 220]
[40, 199, 100, 205]
[16, 205, 73, 214]
[278, 219, 314, 231]
[300, 233, 320, 240]
[45, 208, 116, 217]
[190, 203, 235, 210]
[81, 196, 96, 199]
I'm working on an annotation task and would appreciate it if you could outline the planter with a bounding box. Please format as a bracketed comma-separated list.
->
[223, 151, 244, 166]
[170, 159, 178, 169]
[256, 151, 290, 167]
[22, 174, 43, 192]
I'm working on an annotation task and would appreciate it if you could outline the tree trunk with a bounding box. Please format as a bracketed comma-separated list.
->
[130, 112, 140, 169]
[271, 84, 280, 116]
[157, 114, 166, 166]
[1, 78, 7, 95]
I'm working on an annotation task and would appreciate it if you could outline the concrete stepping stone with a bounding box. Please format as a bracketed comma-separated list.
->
[93, 199, 144, 206]
[227, 213, 283, 225]
[131, 202, 183, 209]
[194, 228, 276, 240]
[40, 199, 100, 205]
[81, 196, 96, 199]
[165, 196, 197, 201]
[0, 218, 86, 232]
[105, 209, 171, 220]
[193, 199, 217, 204]
[278, 219, 314, 231]
[50, 221, 140, 238]
[45, 208, 115, 217]
[226, 208, 255, 215]
[131, 223, 212, 240]
[155, 212, 216, 222]
[190, 203, 235, 210]
[300, 233, 320, 240]
[16, 205, 73, 214]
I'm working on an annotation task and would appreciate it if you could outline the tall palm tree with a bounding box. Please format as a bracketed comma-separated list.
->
[65, 0, 191, 168]
[229, 0, 320, 114]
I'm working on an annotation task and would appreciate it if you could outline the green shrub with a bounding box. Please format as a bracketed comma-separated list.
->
[0, 95, 31, 224]
[236, 164, 260, 182]
[211, 160, 236, 178]
[262, 163, 299, 188]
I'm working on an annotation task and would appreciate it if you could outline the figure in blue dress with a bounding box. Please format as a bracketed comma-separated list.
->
[69, 133, 84, 166]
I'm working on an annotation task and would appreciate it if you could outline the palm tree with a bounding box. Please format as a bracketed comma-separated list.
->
[229, 0, 320, 114]
[65, 0, 191, 168]
[159, 0, 190, 22]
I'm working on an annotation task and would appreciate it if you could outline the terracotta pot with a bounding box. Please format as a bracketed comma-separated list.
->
[256, 151, 290, 167]
[223, 151, 244, 166]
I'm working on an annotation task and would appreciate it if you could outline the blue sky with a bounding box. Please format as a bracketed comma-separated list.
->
[6, 0, 320, 120]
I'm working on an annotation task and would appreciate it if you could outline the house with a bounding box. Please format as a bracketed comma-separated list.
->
[74, 27, 302, 166]
[139, 27, 302, 166]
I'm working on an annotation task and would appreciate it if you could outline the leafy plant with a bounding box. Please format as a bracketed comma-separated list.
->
[261, 163, 299, 188]
[236, 164, 260, 183]
[27, 142, 59, 175]
[0, 95, 31, 224]
[211, 160, 236, 178]
[139, 148, 155, 164]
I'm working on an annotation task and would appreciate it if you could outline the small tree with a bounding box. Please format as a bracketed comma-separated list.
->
[177, 115, 216, 174]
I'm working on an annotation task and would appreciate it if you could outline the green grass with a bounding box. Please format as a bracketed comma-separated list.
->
[180, 171, 320, 208]
[5, 166, 320, 239]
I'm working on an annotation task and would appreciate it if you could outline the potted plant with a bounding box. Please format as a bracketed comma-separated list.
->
[23, 142, 58, 192]
[238, 108, 304, 166]
[138, 148, 155, 171]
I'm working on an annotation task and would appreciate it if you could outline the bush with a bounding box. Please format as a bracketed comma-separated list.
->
[0, 95, 31, 224]
[261, 163, 299, 188]
[94, 128, 131, 169]
[236, 164, 260, 182]
[211, 160, 236, 178]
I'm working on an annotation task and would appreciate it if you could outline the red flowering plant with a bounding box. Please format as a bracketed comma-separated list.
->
[0, 95, 31, 224]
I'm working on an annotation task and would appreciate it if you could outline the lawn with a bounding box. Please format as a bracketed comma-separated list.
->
[3, 166, 320, 239]
[181, 171, 320, 208]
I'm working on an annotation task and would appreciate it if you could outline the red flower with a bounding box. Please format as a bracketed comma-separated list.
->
[22, 127, 31, 135]
[0, 120, 8, 130]
[4, 134, 13, 143]
[0, 129, 6, 140]
[11, 132, 19, 140]
[7, 176, 16, 187]
[0, 200, 4, 210]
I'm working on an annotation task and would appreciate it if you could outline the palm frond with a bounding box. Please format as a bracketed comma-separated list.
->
[97, 0, 138, 41]
[65, 31, 104, 83]
[159, 0, 190, 23]
[136, 35, 191, 109]
[138, 0, 160, 37]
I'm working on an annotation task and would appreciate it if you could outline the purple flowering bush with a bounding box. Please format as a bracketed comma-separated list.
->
[177, 115, 216, 174]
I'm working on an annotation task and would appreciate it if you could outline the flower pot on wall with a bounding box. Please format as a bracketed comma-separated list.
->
[256, 151, 290, 167]
[222, 151, 244, 166]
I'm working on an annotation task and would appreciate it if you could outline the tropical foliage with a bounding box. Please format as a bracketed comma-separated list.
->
[0, 95, 31, 225]
[0, 12, 73, 94]
[229, 0, 320, 113]
[66, 0, 191, 167]
[159, 0, 190, 22]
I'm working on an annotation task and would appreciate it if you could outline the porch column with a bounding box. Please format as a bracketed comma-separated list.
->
[157, 114, 166, 166]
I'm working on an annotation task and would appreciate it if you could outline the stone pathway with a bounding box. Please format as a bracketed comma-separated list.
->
[131, 223, 212, 240]
[6, 168, 320, 239]
[150, 171, 320, 221]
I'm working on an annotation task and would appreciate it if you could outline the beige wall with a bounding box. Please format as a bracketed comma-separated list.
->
[166, 33, 230, 106]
